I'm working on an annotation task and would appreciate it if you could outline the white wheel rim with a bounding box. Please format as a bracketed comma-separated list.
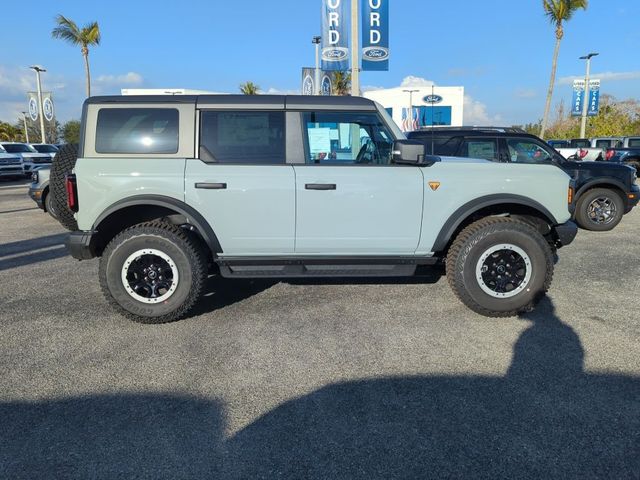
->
[121, 249, 179, 303]
[475, 244, 532, 299]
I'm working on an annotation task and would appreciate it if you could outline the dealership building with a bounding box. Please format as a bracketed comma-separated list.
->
[364, 86, 464, 132]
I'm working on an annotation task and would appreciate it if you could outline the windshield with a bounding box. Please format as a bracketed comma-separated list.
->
[375, 102, 405, 140]
[2, 143, 35, 153]
[32, 144, 59, 153]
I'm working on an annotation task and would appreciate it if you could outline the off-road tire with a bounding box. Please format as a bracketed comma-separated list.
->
[575, 188, 624, 232]
[44, 190, 58, 220]
[50, 143, 79, 231]
[99, 222, 207, 324]
[446, 217, 554, 318]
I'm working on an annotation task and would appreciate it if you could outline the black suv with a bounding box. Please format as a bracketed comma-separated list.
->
[408, 127, 639, 231]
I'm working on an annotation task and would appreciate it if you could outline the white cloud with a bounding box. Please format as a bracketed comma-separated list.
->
[464, 95, 502, 125]
[559, 71, 640, 85]
[261, 87, 300, 95]
[95, 72, 144, 86]
[400, 76, 435, 88]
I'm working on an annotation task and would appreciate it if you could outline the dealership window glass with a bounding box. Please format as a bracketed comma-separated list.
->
[462, 139, 498, 161]
[507, 138, 552, 164]
[303, 111, 393, 165]
[200, 111, 285, 164]
[95, 108, 179, 154]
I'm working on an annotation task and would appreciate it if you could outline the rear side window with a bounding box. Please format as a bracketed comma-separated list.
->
[461, 138, 498, 161]
[628, 138, 640, 147]
[95, 108, 179, 154]
[200, 111, 285, 164]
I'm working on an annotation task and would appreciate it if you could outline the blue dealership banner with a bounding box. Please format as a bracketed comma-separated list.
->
[361, 0, 389, 71]
[571, 80, 585, 117]
[588, 79, 600, 116]
[321, 0, 349, 71]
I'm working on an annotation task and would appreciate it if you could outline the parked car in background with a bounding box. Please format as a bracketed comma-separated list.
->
[28, 166, 58, 219]
[0, 147, 23, 179]
[591, 137, 624, 149]
[0, 142, 51, 176]
[555, 138, 604, 162]
[621, 137, 640, 148]
[30, 143, 59, 160]
[604, 145, 640, 175]
[408, 127, 639, 231]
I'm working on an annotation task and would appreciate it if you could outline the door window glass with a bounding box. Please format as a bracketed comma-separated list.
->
[200, 111, 285, 164]
[462, 139, 498, 161]
[302, 112, 394, 165]
[507, 138, 552, 163]
[96, 108, 179, 154]
[628, 138, 640, 147]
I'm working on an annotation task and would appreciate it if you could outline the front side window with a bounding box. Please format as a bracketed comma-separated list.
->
[507, 138, 552, 163]
[200, 111, 285, 164]
[461, 138, 498, 161]
[303, 111, 393, 165]
[95, 108, 179, 154]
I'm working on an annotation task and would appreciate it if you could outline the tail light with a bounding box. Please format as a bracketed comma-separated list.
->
[578, 148, 588, 159]
[605, 149, 615, 161]
[65, 174, 78, 212]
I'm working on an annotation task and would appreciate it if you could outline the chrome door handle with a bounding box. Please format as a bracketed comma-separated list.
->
[195, 182, 227, 190]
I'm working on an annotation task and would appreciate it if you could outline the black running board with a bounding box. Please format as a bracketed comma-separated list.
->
[216, 256, 437, 279]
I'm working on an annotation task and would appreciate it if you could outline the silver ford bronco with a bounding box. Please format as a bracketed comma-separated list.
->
[50, 95, 577, 323]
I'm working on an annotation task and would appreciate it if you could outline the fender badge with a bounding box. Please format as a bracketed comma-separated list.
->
[429, 182, 441, 191]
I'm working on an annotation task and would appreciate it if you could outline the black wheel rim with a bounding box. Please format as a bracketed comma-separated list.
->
[121, 249, 179, 303]
[476, 244, 532, 298]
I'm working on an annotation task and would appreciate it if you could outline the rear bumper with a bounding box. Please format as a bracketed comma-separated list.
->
[624, 184, 639, 213]
[554, 221, 578, 248]
[66, 231, 97, 260]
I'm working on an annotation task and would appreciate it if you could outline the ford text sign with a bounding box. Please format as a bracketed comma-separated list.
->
[362, 0, 389, 71]
[423, 95, 443, 104]
[321, 0, 349, 71]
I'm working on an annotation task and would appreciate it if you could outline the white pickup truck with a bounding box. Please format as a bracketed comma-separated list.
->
[550, 139, 604, 162]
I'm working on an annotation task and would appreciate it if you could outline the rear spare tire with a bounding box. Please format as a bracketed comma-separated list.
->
[446, 217, 554, 317]
[50, 143, 79, 231]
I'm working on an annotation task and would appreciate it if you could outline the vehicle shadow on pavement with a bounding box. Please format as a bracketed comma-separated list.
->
[2, 298, 638, 479]
[0, 233, 68, 272]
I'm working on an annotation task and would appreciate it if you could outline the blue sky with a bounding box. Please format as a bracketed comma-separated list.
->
[0, 0, 638, 125]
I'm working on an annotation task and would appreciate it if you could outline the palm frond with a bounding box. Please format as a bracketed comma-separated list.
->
[51, 14, 81, 42]
[81, 21, 101, 46]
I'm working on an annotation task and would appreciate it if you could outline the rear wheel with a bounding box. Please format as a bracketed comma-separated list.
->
[575, 188, 624, 231]
[44, 191, 58, 220]
[99, 222, 207, 324]
[446, 217, 553, 317]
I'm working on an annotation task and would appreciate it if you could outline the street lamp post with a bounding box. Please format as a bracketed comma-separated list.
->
[403, 89, 419, 131]
[312, 36, 322, 95]
[579, 52, 598, 139]
[21, 112, 30, 143]
[29, 65, 47, 144]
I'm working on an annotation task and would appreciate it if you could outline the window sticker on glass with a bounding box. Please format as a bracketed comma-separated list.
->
[308, 128, 332, 156]
[218, 113, 270, 147]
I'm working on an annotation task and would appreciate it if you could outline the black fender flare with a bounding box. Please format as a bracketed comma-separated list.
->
[575, 178, 628, 201]
[93, 195, 223, 254]
[431, 194, 558, 253]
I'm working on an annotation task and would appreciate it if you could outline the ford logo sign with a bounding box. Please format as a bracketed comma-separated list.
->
[423, 95, 443, 104]
[362, 46, 389, 61]
[322, 47, 349, 62]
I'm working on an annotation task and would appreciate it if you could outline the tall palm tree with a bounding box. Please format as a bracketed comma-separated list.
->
[239, 82, 260, 95]
[539, 0, 588, 139]
[52, 15, 101, 98]
[331, 71, 351, 96]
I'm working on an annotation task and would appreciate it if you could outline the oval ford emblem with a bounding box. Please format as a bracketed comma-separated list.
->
[362, 46, 389, 61]
[322, 47, 349, 62]
[423, 95, 443, 104]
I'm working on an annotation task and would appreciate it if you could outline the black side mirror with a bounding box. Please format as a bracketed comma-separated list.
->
[392, 140, 427, 165]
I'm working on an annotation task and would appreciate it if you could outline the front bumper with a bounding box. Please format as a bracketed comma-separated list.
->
[66, 231, 98, 260]
[554, 221, 578, 248]
[624, 184, 639, 213]
[28, 187, 45, 209]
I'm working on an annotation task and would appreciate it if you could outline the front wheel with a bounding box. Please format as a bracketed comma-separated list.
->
[574, 188, 624, 231]
[99, 222, 208, 324]
[446, 218, 554, 317]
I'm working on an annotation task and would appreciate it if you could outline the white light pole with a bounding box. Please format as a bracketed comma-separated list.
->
[312, 36, 322, 95]
[350, 0, 360, 96]
[29, 65, 47, 144]
[403, 89, 419, 131]
[21, 112, 30, 143]
[579, 52, 598, 139]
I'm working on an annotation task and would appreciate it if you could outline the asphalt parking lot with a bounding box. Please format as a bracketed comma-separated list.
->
[1, 178, 638, 479]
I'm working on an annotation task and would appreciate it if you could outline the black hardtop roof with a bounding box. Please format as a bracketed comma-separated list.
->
[84, 94, 378, 110]
[408, 127, 537, 139]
